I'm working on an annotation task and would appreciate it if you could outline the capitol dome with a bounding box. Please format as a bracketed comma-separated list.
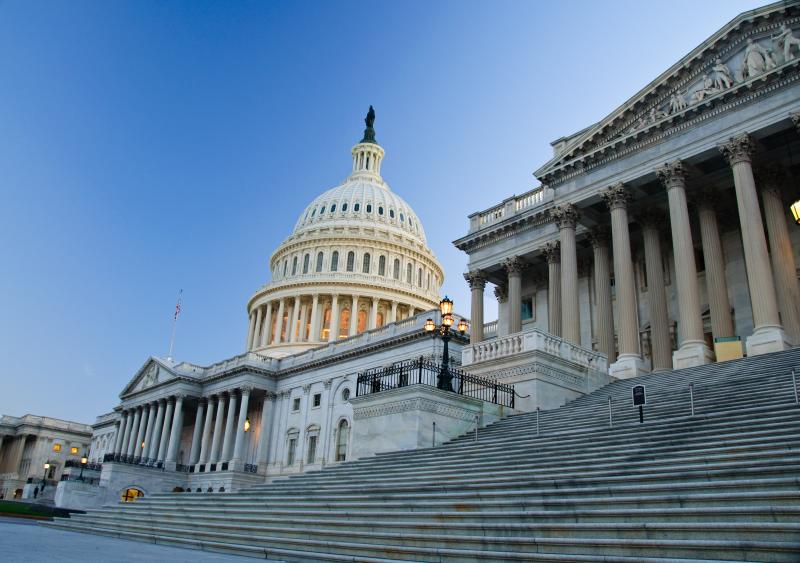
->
[245, 109, 444, 358]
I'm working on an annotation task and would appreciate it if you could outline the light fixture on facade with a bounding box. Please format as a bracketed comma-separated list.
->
[244, 418, 251, 432]
[791, 199, 800, 225]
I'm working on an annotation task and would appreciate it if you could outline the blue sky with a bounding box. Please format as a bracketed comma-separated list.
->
[0, 0, 765, 423]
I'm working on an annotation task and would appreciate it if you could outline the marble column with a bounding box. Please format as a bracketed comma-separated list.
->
[188, 398, 205, 465]
[246, 311, 255, 350]
[261, 302, 273, 347]
[504, 257, 524, 334]
[308, 295, 319, 342]
[9, 436, 26, 475]
[552, 204, 581, 344]
[252, 306, 263, 350]
[274, 299, 285, 344]
[696, 191, 735, 340]
[232, 387, 252, 465]
[115, 411, 129, 455]
[142, 403, 157, 460]
[221, 392, 238, 462]
[148, 401, 165, 460]
[157, 398, 174, 462]
[494, 284, 508, 336]
[543, 241, 562, 337]
[299, 301, 310, 341]
[329, 295, 340, 342]
[369, 297, 379, 330]
[209, 395, 226, 463]
[125, 408, 142, 458]
[589, 228, 616, 364]
[390, 301, 398, 323]
[197, 395, 215, 464]
[720, 134, 789, 355]
[256, 394, 275, 467]
[133, 406, 148, 460]
[289, 296, 301, 343]
[639, 211, 672, 371]
[165, 395, 184, 464]
[758, 165, 800, 345]
[464, 271, 486, 343]
[349, 295, 359, 336]
[602, 183, 647, 378]
[657, 161, 712, 368]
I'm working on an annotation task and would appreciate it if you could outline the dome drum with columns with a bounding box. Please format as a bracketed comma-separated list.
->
[246, 110, 444, 358]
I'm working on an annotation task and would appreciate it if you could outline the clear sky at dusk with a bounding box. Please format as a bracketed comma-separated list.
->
[0, 0, 765, 423]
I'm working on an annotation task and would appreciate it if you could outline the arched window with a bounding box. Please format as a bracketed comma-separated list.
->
[418, 268, 423, 287]
[389, 209, 395, 219]
[378, 206, 384, 216]
[378, 255, 386, 276]
[427, 273, 431, 289]
[302, 253, 310, 274]
[121, 488, 144, 503]
[316, 252, 324, 272]
[331, 251, 339, 272]
[393, 259, 400, 280]
[342, 203, 348, 212]
[336, 420, 349, 462]
[357, 310, 367, 333]
[376, 312, 384, 328]
[354, 203, 360, 212]
[320, 205, 326, 214]
[339, 309, 350, 338]
[346, 251, 355, 272]
[330, 204, 336, 213]
[283, 260, 287, 277]
[406, 263, 412, 284]
[366, 204, 372, 213]
[291, 256, 298, 276]
[321, 307, 331, 340]
[311, 208, 316, 217]
[362, 253, 371, 273]
[400, 213, 405, 222]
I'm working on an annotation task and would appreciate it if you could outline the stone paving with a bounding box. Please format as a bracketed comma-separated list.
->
[0, 517, 279, 562]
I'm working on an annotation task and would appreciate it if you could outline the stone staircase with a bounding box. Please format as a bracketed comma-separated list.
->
[45, 348, 800, 561]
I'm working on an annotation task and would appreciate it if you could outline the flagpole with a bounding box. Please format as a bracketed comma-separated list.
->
[167, 289, 182, 362]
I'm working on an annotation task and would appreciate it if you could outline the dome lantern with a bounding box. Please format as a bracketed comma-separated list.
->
[351, 105, 385, 178]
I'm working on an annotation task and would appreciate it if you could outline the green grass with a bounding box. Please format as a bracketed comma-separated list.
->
[0, 500, 76, 520]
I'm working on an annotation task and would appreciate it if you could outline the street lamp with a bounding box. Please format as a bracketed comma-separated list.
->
[424, 296, 468, 392]
[42, 462, 50, 490]
[791, 199, 800, 225]
[79, 453, 88, 482]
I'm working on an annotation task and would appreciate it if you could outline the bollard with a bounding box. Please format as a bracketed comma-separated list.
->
[689, 383, 695, 416]
[793, 370, 799, 405]
[536, 407, 540, 437]
[608, 396, 613, 427]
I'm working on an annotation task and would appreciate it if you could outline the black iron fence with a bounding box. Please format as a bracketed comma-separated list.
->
[64, 459, 102, 472]
[103, 453, 163, 469]
[356, 357, 515, 408]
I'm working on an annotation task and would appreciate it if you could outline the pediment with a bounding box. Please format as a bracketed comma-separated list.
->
[120, 357, 176, 397]
[536, 2, 800, 184]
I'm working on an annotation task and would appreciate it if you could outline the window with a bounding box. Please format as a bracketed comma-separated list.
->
[378, 206, 384, 215]
[283, 260, 288, 277]
[307, 435, 317, 464]
[418, 268, 423, 286]
[393, 259, 400, 280]
[354, 203, 360, 212]
[53, 444, 62, 452]
[330, 204, 336, 213]
[320, 206, 326, 214]
[362, 253, 371, 273]
[378, 256, 386, 276]
[336, 420, 349, 462]
[522, 298, 534, 321]
[427, 273, 431, 289]
[346, 251, 355, 272]
[313, 393, 321, 407]
[389, 209, 395, 219]
[292, 256, 298, 275]
[292, 397, 301, 411]
[342, 388, 351, 401]
[357, 310, 367, 333]
[321, 307, 331, 340]
[400, 213, 405, 222]
[287, 438, 297, 466]
[121, 488, 144, 503]
[302, 253, 310, 274]
[406, 263, 412, 284]
[331, 251, 339, 272]
[316, 252, 324, 272]
[342, 203, 348, 211]
[311, 208, 316, 217]
[366, 204, 372, 213]
[70, 447, 78, 455]
[339, 309, 350, 338]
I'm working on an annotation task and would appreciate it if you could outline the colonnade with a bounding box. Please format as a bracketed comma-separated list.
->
[112, 395, 185, 465]
[465, 132, 798, 375]
[246, 294, 424, 350]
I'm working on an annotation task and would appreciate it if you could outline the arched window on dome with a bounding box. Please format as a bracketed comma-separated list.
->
[362, 253, 370, 274]
[330, 204, 336, 213]
[427, 272, 431, 290]
[321, 307, 331, 340]
[302, 254, 310, 274]
[376, 311, 384, 328]
[406, 263, 412, 284]
[389, 209, 395, 219]
[316, 252, 324, 273]
[357, 310, 367, 333]
[339, 309, 350, 339]
[378, 206, 384, 216]
[354, 203, 360, 212]
[283, 260, 288, 278]
[400, 213, 405, 222]
[292, 256, 298, 276]
[341, 203, 348, 212]
[311, 208, 316, 217]
[366, 204, 372, 213]
[331, 251, 339, 272]
[320, 205, 326, 214]
[378, 256, 386, 276]
[346, 251, 355, 272]
[418, 268, 423, 287]
[393, 259, 400, 280]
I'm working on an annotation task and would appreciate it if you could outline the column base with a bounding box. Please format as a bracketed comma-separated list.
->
[746, 326, 791, 357]
[608, 354, 650, 379]
[672, 342, 714, 369]
[163, 461, 177, 471]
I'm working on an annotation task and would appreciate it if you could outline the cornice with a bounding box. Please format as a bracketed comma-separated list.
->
[453, 205, 553, 254]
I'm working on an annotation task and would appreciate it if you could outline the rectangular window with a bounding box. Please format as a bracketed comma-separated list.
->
[70, 446, 79, 455]
[521, 298, 534, 321]
[293, 397, 301, 411]
[307, 435, 317, 464]
[287, 438, 297, 465]
[313, 393, 321, 407]
[52, 444, 62, 452]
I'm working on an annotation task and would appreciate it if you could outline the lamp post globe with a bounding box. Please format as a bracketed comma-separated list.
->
[79, 452, 88, 481]
[423, 297, 468, 392]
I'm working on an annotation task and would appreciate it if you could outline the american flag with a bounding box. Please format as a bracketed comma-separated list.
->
[174, 290, 183, 320]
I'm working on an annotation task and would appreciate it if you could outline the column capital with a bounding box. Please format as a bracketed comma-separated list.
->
[494, 284, 508, 303]
[656, 159, 688, 190]
[791, 112, 800, 134]
[587, 226, 610, 249]
[240, 385, 253, 396]
[754, 162, 786, 196]
[464, 270, 487, 290]
[503, 256, 525, 276]
[371, 296, 379, 304]
[542, 240, 561, 264]
[637, 209, 667, 231]
[550, 203, 579, 230]
[601, 183, 631, 211]
[719, 133, 755, 166]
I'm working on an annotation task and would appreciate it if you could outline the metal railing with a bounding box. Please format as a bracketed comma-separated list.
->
[60, 473, 100, 486]
[103, 453, 164, 469]
[356, 357, 515, 408]
[64, 459, 102, 472]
